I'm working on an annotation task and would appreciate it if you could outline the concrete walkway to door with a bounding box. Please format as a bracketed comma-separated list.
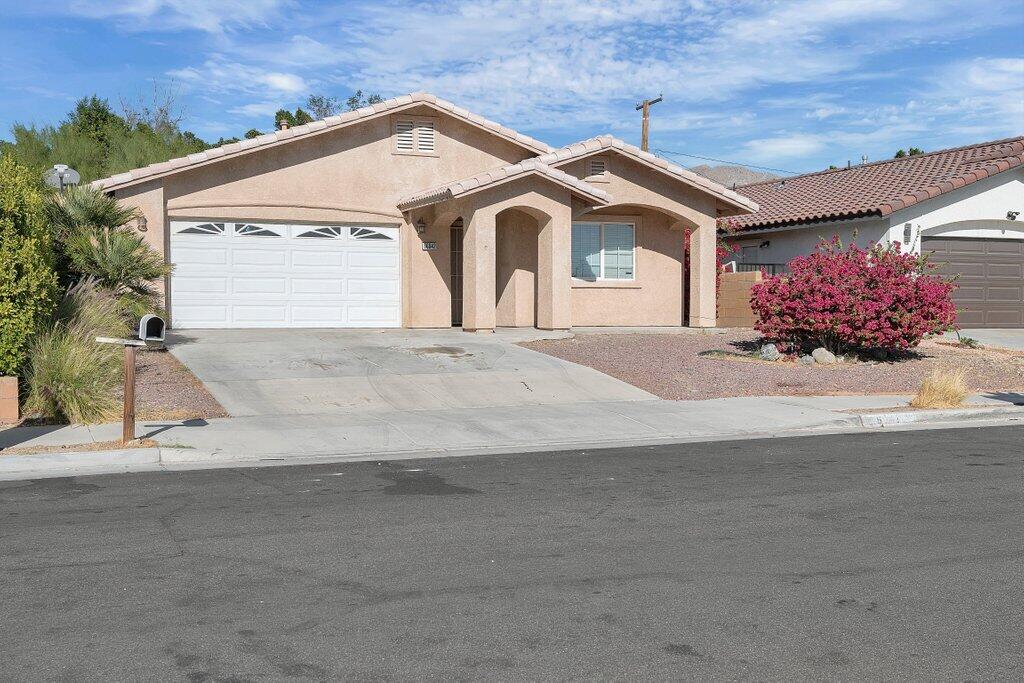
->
[167, 328, 656, 417]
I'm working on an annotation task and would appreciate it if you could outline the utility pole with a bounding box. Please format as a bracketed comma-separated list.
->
[635, 94, 663, 152]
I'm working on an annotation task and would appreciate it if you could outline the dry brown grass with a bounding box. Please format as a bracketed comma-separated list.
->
[909, 367, 969, 409]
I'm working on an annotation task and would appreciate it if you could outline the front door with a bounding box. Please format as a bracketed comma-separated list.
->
[450, 221, 464, 326]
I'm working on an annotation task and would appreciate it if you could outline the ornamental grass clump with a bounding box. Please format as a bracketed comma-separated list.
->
[910, 367, 969, 409]
[23, 279, 129, 423]
[750, 238, 957, 356]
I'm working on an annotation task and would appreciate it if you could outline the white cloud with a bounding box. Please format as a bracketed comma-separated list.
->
[169, 58, 309, 96]
[228, 101, 285, 118]
[742, 133, 827, 162]
[64, 0, 290, 33]
[262, 73, 307, 93]
[808, 106, 847, 120]
[249, 0, 1002, 133]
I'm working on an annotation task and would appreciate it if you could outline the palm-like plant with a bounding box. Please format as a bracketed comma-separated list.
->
[45, 185, 170, 317]
[64, 227, 171, 316]
[45, 185, 139, 243]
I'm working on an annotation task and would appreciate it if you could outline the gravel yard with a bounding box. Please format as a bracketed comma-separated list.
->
[117, 348, 227, 420]
[521, 330, 1024, 400]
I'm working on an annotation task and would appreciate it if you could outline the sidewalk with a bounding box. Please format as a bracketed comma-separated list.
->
[2, 393, 1021, 479]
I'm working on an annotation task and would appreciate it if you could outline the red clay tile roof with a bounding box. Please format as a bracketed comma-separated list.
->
[730, 136, 1024, 231]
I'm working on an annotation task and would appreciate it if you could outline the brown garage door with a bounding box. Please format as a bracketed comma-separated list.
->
[923, 237, 1024, 328]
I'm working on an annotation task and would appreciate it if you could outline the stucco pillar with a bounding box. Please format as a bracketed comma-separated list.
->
[462, 206, 497, 332]
[688, 216, 717, 327]
[537, 203, 572, 330]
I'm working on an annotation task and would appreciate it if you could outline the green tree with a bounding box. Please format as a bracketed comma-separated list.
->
[68, 96, 127, 148]
[305, 94, 339, 118]
[894, 147, 925, 158]
[0, 155, 58, 376]
[346, 90, 384, 111]
[274, 107, 315, 129]
[244, 129, 263, 139]
[3, 90, 212, 183]
[274, 109, 296, 128]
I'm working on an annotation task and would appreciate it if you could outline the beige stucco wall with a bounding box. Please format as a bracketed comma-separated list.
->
[496, 209, 539, 327]
[569, 207, 687, 326]
[561, 154, 718, 326]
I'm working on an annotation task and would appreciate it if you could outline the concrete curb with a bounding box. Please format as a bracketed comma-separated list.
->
[0, 447, 159, 475]
[0, 406, 1020, 480]
[856, 405, 1024, 428]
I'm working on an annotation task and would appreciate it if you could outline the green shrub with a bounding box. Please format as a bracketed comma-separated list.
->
[23, 279, 128, 423]
[0, 154, 58, 376]
[45, 184, 170, 317]
[64, 226, 171, 302]
[45, 184, 139, 241]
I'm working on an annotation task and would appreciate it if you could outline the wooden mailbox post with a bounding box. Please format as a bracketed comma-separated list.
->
[97, 314, 166, 445]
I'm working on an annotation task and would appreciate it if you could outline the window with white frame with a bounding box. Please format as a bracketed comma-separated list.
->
[571, 221, 635, 280]
[393, 118, 436, 154]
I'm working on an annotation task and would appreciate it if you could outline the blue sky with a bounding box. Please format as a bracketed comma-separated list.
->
[1, 0, 1022, 174]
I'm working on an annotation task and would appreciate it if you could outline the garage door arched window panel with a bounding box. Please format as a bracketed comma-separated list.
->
[235, 223, 283, 237]
[176, 222, 226, 235]
[350, 227, 394, 241]
[295, 226, 344, 239]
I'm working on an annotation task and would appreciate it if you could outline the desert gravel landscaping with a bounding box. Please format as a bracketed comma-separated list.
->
[116, 348, 226, 421]
[521, 330, 1024, 400]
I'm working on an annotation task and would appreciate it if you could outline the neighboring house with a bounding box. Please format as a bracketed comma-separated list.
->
[92, 92, 756, 331]
[725, 137, 1024, 328]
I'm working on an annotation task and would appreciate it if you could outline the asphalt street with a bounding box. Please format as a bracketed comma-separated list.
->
[1, 426, 1022, 681]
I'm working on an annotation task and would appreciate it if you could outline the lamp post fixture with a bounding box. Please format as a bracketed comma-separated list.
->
[44, 164, 81, 193]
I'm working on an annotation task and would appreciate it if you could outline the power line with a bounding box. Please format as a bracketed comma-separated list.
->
[654, 148, 802, 176]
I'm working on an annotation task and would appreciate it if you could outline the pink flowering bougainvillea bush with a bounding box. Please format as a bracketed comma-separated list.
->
[750, 238, 957, 355]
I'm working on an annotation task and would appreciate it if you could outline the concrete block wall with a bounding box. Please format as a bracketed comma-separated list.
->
[717, 271, 762, 328]
[0, 376, 18, 423]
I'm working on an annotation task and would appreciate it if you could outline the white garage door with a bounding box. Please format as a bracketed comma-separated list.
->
[169, 221, 401, 328]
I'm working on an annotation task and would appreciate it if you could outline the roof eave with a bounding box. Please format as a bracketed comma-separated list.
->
[542, 140, 758, 214]
[93, 95, 553, 192]
[398, 169, 610, 212]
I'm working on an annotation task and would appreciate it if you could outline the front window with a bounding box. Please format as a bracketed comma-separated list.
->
[571, 222, 635, 280]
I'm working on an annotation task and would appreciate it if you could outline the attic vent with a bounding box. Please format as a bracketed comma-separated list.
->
[588, 159, 607, 177]
[395, 120, 415, 151]
[417, 121, 435, 152]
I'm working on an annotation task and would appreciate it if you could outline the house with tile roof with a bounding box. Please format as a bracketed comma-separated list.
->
[94, 92, 756, 331]
[725, 137, 1024, 328]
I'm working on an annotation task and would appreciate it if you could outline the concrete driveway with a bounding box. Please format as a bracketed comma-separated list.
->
[949, 328, 1024, 351]
[168, 328, 655, 417]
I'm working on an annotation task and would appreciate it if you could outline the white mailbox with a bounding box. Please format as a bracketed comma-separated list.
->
[138, 314, 165, 343]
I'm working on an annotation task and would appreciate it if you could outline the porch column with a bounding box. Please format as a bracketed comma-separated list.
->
[688, 215, 717, 327]
[462, 206, 497, 332]
[536, 203, 572, 330]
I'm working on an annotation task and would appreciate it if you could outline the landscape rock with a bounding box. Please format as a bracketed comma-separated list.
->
[812, 347, 837, 365]
[759, 343, 781, 361]
[798, 354, 815, 366]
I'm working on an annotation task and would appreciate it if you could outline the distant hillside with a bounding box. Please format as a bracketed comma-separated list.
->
[689, 164, 779, 188]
